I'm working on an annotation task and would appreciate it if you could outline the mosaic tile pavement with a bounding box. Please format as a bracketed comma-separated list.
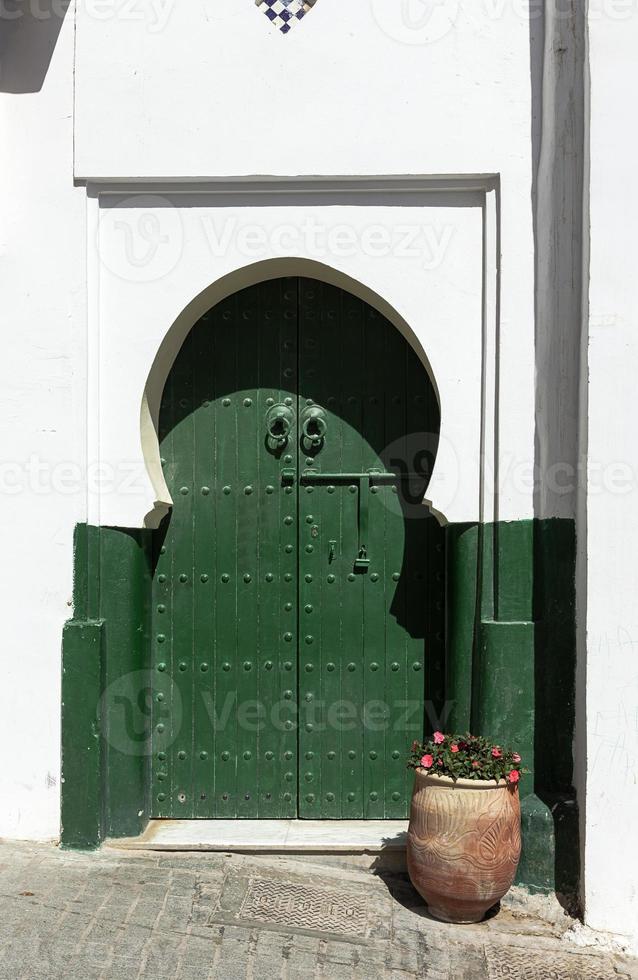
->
[484, 946, 621, 980]
[238, 876, 369, 937]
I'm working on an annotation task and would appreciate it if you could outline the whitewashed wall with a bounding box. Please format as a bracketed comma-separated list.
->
[585, 1, 638, 955]
[0, 12, 84, 839]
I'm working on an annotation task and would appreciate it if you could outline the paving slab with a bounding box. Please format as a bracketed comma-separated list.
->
[0, 841, 636, 980]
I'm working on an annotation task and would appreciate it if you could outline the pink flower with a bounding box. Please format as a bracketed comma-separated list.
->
[450, 744, 459, 753]
[508, 770, 520, 784]
[512, 753, 521, 763]
[433, 732, 445, 745]
[421, 754, 434, 769]
[437, 758, 443, 766]
[492, 747, 502, 759]
[472, 761, 481, 768]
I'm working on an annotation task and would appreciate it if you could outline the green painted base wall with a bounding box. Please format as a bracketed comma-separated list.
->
[61, 525, 151, 849]
[61, 619, 103, 849]
[445, 518, 579, 900]
[61, 517, 579, 904]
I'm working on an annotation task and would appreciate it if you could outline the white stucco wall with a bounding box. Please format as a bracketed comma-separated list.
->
[0, 13, 85, 839]
[74, 1, 533, 182]
[585, 1, 638, 955]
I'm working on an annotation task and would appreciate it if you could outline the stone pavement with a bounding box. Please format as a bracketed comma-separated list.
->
[0, 841, 636, 980]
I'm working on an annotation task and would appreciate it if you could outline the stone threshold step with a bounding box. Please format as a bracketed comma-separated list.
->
[107, 819, 408, 853]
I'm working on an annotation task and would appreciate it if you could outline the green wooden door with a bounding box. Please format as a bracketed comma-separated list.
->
[151, 277, 444, 820]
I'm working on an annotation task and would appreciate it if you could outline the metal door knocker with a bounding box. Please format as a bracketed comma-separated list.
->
[300, 406, 327, 449]
[265, 404, 294, 447]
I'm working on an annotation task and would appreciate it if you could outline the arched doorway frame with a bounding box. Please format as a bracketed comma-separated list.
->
[89, 182, 492, 533]
[141, 257, 443, 528]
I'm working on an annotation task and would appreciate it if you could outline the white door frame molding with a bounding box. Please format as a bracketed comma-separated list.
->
[85, 176, 510, 531]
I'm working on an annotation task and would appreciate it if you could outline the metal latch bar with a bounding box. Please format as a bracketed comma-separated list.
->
[299, 470, 398, 484]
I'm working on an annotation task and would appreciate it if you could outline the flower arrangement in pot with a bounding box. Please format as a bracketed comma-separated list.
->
[406, 732, 525, 924]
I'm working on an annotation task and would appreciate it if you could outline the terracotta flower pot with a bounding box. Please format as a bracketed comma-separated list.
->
[407, 769, 522, 923]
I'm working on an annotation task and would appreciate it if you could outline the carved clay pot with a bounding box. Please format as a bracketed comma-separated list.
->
[407, 770, 521, 923]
